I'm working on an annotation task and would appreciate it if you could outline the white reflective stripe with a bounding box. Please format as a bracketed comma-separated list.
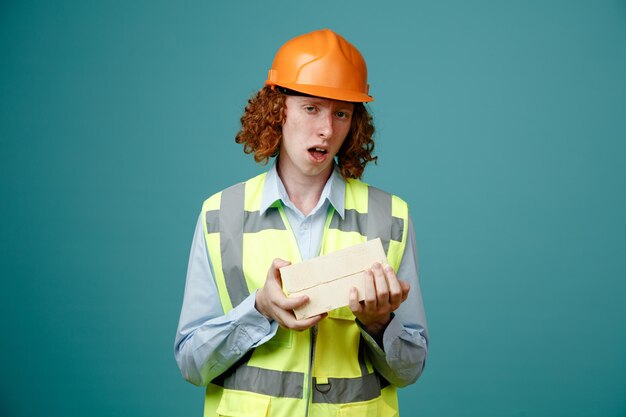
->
[367, 186, 392, 253]
[329, 209, 368, 233]
[206, 208, 287, 234]
[215, 364, 383, 403]
[329, 210, 404, 243]
[219, 183, 248, 307]
[390, 216, 404, 243]
[312, 373, 383, 403]
[243, 208, 286, 233]
[215, 365, 305, 399]
[328, 186, 404, 255]
[209, 197, 288, 307]
[205, 210, 220, 233]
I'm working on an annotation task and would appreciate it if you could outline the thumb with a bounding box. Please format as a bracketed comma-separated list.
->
[273, 258, 291, 269]
[271, 258, 291, 283]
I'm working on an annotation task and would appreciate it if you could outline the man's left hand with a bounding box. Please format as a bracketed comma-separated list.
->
[348, 262, 410, 340]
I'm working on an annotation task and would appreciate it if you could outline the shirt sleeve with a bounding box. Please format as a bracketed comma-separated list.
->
[357, 215, 429, 387]
[174, 214, 279, 386]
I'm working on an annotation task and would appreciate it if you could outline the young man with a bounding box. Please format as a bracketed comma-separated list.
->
[175, 29, 428, 416]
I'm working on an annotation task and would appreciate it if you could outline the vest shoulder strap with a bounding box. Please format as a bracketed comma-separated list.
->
[338, 179, 409, 267]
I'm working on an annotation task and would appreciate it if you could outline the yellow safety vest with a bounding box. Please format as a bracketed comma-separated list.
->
[201, 172, 409, 417]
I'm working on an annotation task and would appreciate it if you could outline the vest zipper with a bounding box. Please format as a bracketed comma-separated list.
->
[304, 324, 317, 417]
[306, 207, 331, 415]
[274, 203, 328, 416]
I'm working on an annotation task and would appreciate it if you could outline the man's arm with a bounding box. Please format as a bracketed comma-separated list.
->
[350, 216, 429, 387]
[174, 215, 278, 386]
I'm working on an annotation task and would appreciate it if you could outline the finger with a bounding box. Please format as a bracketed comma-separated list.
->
[272, 258, 291, 282]
[280, 311, 325, 331]
[348, 286, 362, 314]
[398, 280, 411, 303]
[363, 269, 377, 310]
[270, 297, 304, 327]
[277, 294, 310, 311]
[384, 264, 403, 307]
[272, 258, 291, 269]
[372, 262, 390, 306]
[274, 310, 299, 329]
[291, 313, 326, 331]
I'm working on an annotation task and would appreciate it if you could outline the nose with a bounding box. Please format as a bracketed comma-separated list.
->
[318, 111, 334, 139]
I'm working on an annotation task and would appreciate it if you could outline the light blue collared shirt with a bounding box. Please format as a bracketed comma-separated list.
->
[261, 164, 345, 260]
[174, 164, 428, 387]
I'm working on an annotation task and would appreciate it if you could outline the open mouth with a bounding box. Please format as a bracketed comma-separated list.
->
[308, 147, 328, 161]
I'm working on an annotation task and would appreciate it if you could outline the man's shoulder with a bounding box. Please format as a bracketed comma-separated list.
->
[200, 172, 268, 213]
[345, 178, 407, 204]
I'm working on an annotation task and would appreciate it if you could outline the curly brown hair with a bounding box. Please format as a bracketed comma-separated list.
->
[235, 86, 377, 179]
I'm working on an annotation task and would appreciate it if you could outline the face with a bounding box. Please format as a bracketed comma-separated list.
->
[278, 95, 354, 182]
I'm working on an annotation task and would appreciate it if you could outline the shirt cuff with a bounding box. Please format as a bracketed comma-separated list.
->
[357, 313, 406, 356]
[233, 290, 279, 349]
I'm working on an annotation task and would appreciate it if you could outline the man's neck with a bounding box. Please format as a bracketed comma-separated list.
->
[277, 163, 333, 216]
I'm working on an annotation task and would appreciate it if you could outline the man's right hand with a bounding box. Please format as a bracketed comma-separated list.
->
[255, 258, 326, 330]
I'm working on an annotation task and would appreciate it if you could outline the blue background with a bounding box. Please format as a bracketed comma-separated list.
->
[1, 1, 625, 416]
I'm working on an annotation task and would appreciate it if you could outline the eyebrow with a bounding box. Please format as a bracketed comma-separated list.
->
[298, 98, 354, 112]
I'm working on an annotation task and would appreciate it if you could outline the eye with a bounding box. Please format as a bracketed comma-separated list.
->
[336, 111, 351, 119]
[303, 105, 317, 113]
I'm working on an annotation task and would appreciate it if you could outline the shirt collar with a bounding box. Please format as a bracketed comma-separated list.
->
[260, 162, 346, 218]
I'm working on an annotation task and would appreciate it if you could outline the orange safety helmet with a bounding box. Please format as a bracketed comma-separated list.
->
[265, 29, 373, 103]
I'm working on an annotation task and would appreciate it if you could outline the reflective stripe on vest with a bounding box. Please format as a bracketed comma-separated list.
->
[329, 186, 404, 255]
[214, 365, 304, 398]
[211, 334, 387, 402]
[213, 365, 388, 404]
[212, 363, 388, 403]
[205, 183, 288, 308]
